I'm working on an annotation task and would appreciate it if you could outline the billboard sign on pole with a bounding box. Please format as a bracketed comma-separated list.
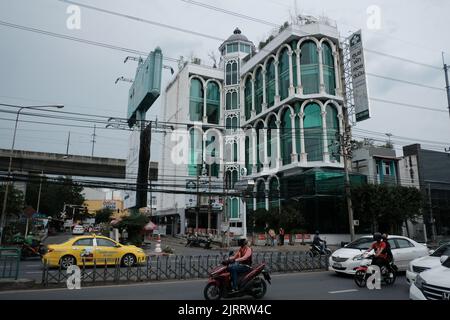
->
[124, 130, 140, 209]
[349, 30, 371, 122]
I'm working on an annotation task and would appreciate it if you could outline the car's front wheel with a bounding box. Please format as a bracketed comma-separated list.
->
[121, 254, 136, 267]
[60, 255, 76, 269]
[354, 270, 367, 287]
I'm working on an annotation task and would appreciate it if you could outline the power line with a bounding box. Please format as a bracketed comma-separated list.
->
[369, 97, 448, 114]
[367, 73, 445, 92]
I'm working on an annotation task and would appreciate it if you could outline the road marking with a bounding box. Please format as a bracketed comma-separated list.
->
[328, 289, 358, 294]
[25, 272, 42, 274]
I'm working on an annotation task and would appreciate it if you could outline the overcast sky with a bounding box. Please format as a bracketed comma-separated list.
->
[0, 0, 449, 162]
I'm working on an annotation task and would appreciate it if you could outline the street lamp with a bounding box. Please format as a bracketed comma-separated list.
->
[0, 105, 64, 244]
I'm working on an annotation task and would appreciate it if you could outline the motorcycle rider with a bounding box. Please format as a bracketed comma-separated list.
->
[313, 231, 326, 253]
[382, 233, 394, 273]
[365, 232, 389, 273]
[228, 237, 253, 292]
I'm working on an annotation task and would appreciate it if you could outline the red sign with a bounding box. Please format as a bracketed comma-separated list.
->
[303, 234, 311, 240]
[23, 206, 36, 218]
[258, 234, 265, 240]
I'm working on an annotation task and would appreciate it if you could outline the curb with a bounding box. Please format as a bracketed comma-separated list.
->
[0, 279, 36, 291]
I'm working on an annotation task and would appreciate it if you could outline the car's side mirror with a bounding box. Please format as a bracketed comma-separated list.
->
[429, 250, 435, 255]
[115, 244, 121, 248]
[440, 255, 449, 265]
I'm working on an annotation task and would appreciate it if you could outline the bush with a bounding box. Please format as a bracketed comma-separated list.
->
[115, 214, 149, 247]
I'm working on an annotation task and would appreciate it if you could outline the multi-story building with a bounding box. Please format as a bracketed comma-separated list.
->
[157, 17, 360, 237]
[352, 144, 400, 186]
[400, 144, 450, 239]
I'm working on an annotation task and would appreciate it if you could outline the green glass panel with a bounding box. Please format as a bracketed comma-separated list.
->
[255, 69, 263, 114]
[279, 48, 290, 100]
[245, 136, 252, 175]
[266, 59, 276, 107]
[188, 129, 202, 175]
[206, 82, 220, 124]
[326, 105, 340, 162]
[322, 43, 335, 95]
[300, 41, 319, 94]
[281, 109, 292, 165]
[244, 78, 252, 120]
[304, 103, 323, 161]
[189, 79, 203, 121]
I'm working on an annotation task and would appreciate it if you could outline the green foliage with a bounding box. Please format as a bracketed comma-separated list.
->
[351, 184, 423, 234]
[95, 208, 113, 224]
[25, 175, 84, 217]
[0, 185, 24, 215]
[249, 201, 306, 233]
[115, 214, 149, 246]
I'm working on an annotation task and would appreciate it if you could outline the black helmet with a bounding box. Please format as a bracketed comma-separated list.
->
[237, 238, 247, 247]
[315, 230, 320, 235]
[373, 232, 382, 242]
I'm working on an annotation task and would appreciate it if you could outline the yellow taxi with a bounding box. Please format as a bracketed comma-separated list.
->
[42, 235, 147, 269]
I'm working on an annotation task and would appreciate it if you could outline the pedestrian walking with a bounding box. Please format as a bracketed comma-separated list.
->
[279, 227, 285, 246]
[269, 229, 276, 246]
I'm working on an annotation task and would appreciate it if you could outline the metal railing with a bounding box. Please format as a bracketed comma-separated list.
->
[0, 247, 20, 280]
[42, 251, 329, 286]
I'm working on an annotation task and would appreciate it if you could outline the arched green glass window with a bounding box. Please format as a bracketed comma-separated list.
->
[294, 102, 301, 162]
[226, 91, 238, 110]
[300, 41, 319, 94]
[226, 117, 232, 130]
[244, 78, 252, 120]
[245, 135, 252, 175]
[206, 82, 220, 124]
[255, 68, 263, 115]
[266, 59, 276, 107]
[189, 78, 203, 121]
[322, 42, 336, 95]
[326, 105, 340, 162]
[256, 180, 266, 210]
[227, 197, 239, 219]
[188, 129, 203, 176]
[267, 116, 277, 168]
[279, 48, 290, 100]
[256, 122, 264, 172]
[232, 62, 238, 85]
[291, 40, 298, 88]
[231, 117, 238, 131]
[304, 103, 323, 161]
[226, 63, 232, 85]
[205, 134, 219, 177]
[281, 109, 292, 165]
[269, 178, 280, 210]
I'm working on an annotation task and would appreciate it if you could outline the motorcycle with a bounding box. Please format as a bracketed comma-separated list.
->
[353, 252, 398, 287]
[308, 240, 332, 257]
[20, 240, 46, 259]
[186, 234, 212, 249]
[203, 255, 271, 300]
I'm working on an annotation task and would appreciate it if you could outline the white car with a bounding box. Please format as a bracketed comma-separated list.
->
[406, 242, 450, 284]
[410, 255, 450, 300]
[72, 225, 85, 235]
[328, 235, 429, 275]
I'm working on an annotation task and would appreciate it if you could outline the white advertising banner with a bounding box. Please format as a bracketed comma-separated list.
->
[349, 30, 371, 122]
[124, 130, 140, 209]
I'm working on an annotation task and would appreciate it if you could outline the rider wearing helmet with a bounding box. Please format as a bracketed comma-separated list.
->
[228, 237, 253, 292]
[313, 230, 326, 253]
[366, 232, 388, 272]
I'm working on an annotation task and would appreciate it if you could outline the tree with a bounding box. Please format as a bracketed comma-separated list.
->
[25, 175, 85, 217]
[351, 184, 423, 234]
[0, 185, 25, 216]
[115, 214, 149, 246]
[95, 208, 113, 224]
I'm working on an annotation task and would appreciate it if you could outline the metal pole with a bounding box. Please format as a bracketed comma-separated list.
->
[442, 52, 450, 118]
[207, 168, 211, 233]
[66, 131, 71, 156]
[196, 174, 199, 233]
[0, 108, 23, 245]
[342, 103, 356, 242]
[427, 183, 436, 242]
[91, 124, 96, 157]
[36, 171, 44, 213]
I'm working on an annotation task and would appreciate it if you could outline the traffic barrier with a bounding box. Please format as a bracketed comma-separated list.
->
[41, 251, 330, 286]
[0, 247, 20, 280]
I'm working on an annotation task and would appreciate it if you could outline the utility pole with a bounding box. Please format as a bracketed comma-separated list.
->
[443, 52, 450, 118]
[135, 120, 151, 212]
[36, 171, 44, 213]
[341, 105, 356, 242]
[208, 167, 212, 234]
[196, 173, 200, 233]
[65, 131, 71, 157]
[91, 125, 96, 157]
[427, 183, 437, 242]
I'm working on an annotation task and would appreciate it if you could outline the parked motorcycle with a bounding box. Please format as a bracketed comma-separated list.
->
[186, 234, 212, 249]
[308, 240, 332, 257]
[21, 241, 47, 259]
[354, 252, 398, 287]
[203, 256, 271, 300]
